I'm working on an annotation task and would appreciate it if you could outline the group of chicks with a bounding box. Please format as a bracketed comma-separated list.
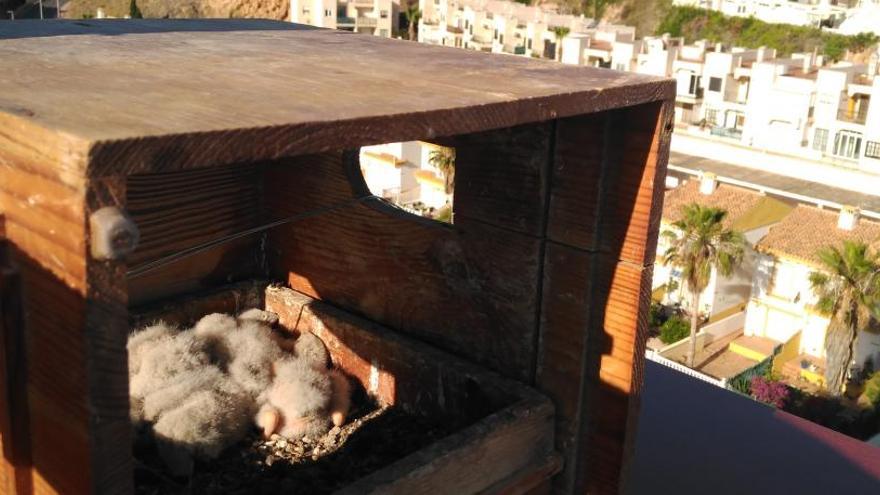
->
[128, 308, 351, 474]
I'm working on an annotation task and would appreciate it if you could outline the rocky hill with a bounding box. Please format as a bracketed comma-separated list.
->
[63, 0, 289, 20]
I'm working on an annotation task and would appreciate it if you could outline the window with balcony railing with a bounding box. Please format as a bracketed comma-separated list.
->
[832, 130, 863, 160]
[837, 107, 868, 124]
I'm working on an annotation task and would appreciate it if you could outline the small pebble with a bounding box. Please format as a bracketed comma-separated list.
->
[276, 439, 287, 449]
[265, 455, 276, 467]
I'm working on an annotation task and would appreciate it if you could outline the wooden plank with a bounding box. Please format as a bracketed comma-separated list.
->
[0, 150, 94, 494]
[545, 112, 607, 249]
[265, 285, 516, 415]
[0, 259, 34, 495]
[547, 101, 673, 264]
[452, 123, 552, 235]
[85, 177, 133, 495]
[0, 21, 674, 176]
[477, 454, 563, 495]
[264, 152, 542, 382]
[538, 100, 672, 494]
[535, 242, 593, 477]
[338, 396, 554, 495]
[125, 164, 265, 305]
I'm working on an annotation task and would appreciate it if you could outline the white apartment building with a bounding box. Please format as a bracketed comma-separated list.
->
[418, 0, 603, 59]
[654, 174, 793, 320]
[290, 0, 399, 37]
[359, 141, 453, 211]
[673, 0, 854, 28]
[745, 204, 880, 387]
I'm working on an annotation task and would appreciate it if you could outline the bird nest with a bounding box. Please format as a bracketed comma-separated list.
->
[134, 397, 454, 494]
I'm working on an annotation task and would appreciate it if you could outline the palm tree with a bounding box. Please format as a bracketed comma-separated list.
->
[809, 241, 880, 395]
[428, 147, 455, 194]
[130, 0, 143, 18]
[551, 26, 570, 61]
[404, 3, 421, 41]
[663, 204, 746, 367]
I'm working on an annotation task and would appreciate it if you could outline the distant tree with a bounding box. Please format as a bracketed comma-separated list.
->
[663, 204, 746, 367]
[428, 147, 455, 194]
[130, 0, 143, 19]
[404, 3, 421, 41]
[809, 241, 880, 395]
[552, 26, 570, 61]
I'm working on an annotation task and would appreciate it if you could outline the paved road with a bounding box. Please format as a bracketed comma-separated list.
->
[668, 151, 880, 214]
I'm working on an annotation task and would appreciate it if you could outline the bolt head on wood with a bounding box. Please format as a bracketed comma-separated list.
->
[90, 206, 140, 261]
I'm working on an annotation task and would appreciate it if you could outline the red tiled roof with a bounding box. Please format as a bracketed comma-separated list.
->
[756, 205, 880, 267]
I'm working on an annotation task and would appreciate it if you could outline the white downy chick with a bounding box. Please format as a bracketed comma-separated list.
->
[129, 329, 211, 401]
[129, 325, 209, 424]
[152, 375, 252, 474]
[226, 320, 284, 397]
[294, 332, 330, 370]
[237, 308, 280, 327]
[193, 313, 238, 366]
[127, 322, 174, 422]
[328, 369, 352, 427]
[193, 310, 284, 398]
[257, 357, 334, 439]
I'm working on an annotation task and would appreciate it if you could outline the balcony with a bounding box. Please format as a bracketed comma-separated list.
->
[838, 107, 868, 125]
[337, 15, 356, 27]
[710, 126, 743, 140]
[357, 16, 378, 28]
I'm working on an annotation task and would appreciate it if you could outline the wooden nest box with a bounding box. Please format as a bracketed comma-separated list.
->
[0, 20, 674, 495]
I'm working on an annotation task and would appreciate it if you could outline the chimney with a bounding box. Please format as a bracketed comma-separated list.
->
[837, 205, 860, 231]
[757, 46, 767, 62]
[699, 172, 718, 195]
[715, 42, 723, 53]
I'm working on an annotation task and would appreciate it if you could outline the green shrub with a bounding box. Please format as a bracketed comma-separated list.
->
[649, 302, 667, 329]
[659, 316, 690, 344]
[656, 6, 879, 60]
[859, 371, 880, 408]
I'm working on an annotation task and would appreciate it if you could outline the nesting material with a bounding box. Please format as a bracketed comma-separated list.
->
[129, 309, 352, 475]
[134, 399, 454, 495]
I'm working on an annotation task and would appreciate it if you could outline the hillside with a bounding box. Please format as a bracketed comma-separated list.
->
[63, 0, 289, 20]
[656, 6, 878, 60]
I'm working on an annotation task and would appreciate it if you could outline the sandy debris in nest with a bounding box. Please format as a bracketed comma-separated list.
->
[135, 400, 454, 495]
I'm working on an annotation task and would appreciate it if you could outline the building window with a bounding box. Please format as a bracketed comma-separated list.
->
[494, 29, 498, 39]
[813, 128, 828, 151]
[866, 141, 880, 159]
[833, 130, 863, 159]
[615, 63, 627, 71]
[527, 38, 532, 49]
[380, 10, 388, 18]
[325, 9, 332, 16]
[688, 74, 701, 95]
[708, 77, 722, 92]
[499, 34, 503, 44]
[705, 108, 718, 125]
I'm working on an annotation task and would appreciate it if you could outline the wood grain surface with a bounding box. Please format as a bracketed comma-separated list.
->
[0, 20, 673, 176]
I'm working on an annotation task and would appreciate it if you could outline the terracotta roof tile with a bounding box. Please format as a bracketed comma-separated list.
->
[662, 181, 763, 229]
[756, 205, 880, 267]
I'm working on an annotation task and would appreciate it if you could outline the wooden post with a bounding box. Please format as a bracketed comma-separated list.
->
[537, 101, 674, 494]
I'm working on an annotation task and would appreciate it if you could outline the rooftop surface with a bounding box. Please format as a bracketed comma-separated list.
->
[668, 151, 880, 213]
[662, 180, 792, 231]
[627, 361, 880, 494]
[756, 205, 880, 267]
[0, 19, 673, 175]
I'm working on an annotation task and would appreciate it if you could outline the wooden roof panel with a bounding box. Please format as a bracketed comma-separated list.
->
[0, 20, 673, 175]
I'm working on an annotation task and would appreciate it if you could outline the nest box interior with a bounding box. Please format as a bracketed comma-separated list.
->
[0, 19, 675, 495]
